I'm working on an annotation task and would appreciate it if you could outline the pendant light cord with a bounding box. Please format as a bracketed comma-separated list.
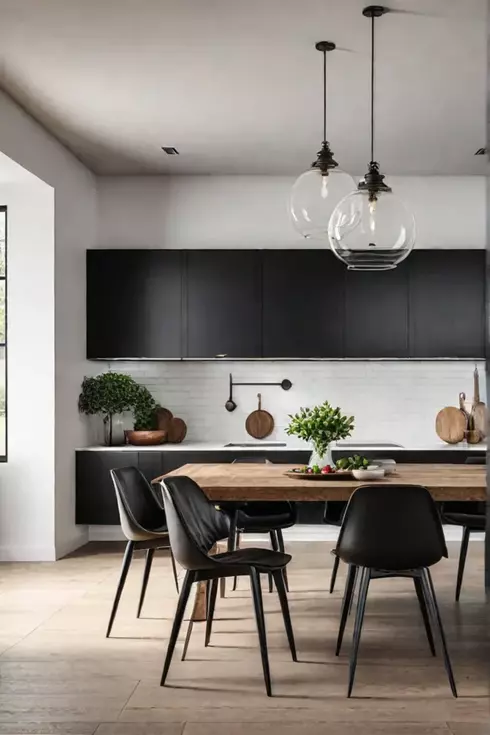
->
[370, 13, 375, 162]
[322, 49, 327, 144]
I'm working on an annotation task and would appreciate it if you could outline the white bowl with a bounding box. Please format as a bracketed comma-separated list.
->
[352, 467, 386, 480]
[372, 458, 396, 475]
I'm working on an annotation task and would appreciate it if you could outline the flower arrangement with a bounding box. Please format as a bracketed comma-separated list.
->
[286, 401, 354, 463]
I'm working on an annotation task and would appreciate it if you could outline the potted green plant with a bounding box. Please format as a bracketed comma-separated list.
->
[78, 372, 138, 445]
[125, 385, 167, 445]
[286, 401, 354, 468]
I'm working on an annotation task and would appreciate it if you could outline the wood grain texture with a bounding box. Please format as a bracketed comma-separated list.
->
[167, 418, 187, 444]
[156, 463, 486, 502]
[435, 407, 466, 444]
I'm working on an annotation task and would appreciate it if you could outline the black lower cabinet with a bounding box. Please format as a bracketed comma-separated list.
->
[76, 451, 139, 525]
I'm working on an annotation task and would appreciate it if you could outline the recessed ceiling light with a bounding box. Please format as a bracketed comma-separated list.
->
[162, 146, 179, 155]
[475, 147, 487, 156]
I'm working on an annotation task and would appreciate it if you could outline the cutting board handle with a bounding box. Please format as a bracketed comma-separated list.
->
[474, 364, 480, 404]
[257, 393, 262, 410]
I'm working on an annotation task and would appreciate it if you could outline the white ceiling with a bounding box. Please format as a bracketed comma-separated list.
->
[0, 0, 487, 176]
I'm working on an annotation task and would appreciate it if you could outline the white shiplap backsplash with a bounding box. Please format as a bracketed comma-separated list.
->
[97, 360, 486, 448]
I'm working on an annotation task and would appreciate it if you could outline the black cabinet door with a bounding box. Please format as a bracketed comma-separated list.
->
[409, 250, 485, 357]
[186, 251, 262, 357]
[76, 451, 138, 525]
[262, 250, 345, 357]
[344, 261, 409, 357]
[87, 250, 183, 358]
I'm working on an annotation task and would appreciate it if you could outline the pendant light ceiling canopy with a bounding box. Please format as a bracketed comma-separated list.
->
[290, 41, 355, 239]
[328, 5, 416, 271]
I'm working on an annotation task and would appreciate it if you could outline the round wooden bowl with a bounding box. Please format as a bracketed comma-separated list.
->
[125, 430, 167, 446]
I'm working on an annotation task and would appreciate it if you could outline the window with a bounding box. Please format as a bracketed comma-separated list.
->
[0, 207, 6, 459]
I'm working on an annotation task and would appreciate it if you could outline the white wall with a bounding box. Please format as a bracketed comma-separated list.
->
[0, 91, 97, 559]
[97, 174, 486, 250]
[102, 359, 486, 450]
[0, 168, 55, 560]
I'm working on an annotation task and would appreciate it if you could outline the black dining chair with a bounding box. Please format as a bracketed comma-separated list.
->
[106, 466, 179, 637]
[228, 457, 297, 592]
[334, 484, 457, 698]
[442, 455, 486, 601]
[160, 475, 297, 697]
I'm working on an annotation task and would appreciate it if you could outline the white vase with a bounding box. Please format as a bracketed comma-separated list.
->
[308, 443, 334, 469]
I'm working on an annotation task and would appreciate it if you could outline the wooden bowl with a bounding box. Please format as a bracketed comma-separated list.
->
[125, 430, 167, 446]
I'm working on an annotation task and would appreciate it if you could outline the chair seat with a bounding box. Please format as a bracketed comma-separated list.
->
[214, 547, 291, 570]
[443, 513, 486, 531]
[237, 502, 296, 531]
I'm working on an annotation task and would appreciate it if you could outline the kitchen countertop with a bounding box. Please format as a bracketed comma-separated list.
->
[76, 442, 487, 452]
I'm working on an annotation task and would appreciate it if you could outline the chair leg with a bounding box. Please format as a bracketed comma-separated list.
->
[347, 567, 370, 698]
[269, 531, 279, 593]
[276, 529, 289, 592]
[160, 570, 195, 686]
[181, 620, 193, 661]
[348, 565, 359, 616]
[137, 548, 154, 618]
[170, 550, 179, 593]
[413, 576, 436, 656]
[106, 541, 134, 638]
[335, 563, 357, 656]
[205, 578, 219, 647]
[272, 569, 297, 661]
[330, 554, 340, 594]
[220, 577, 226, 598]
[421, 568, 458, 698]
[455, 526, 471, 602]
[250, 567, 272, 697]
[232, 531, 241, 592]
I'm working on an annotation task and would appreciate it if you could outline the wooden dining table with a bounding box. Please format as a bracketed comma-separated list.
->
[154, 461, 487, 615]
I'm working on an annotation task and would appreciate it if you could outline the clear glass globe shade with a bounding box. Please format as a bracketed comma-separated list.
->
[328, 189, 416, 270]
[290, 167, 356, 239]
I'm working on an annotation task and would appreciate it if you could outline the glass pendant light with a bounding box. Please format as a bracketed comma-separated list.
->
[328, 6, 416, 270]
[290, 41, 355, 239]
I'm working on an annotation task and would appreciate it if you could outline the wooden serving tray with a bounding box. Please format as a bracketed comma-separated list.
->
[284, 469, 354, 481]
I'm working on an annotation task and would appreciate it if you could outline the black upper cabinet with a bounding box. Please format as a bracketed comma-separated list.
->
[262, 250, 344, 357]
[344, 261, 409, 358]
[409, 250, 485, 358]
[186, 251, 262, 357]
[87, 250, 183, 359]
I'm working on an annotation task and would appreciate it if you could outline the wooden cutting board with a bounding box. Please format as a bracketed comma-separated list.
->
[472, 365, 487, 439]
[156, 407, 174, 431]
[245, 393, 274, 440]
[167, 417, 187, 443]
[435, 406, 466, 444]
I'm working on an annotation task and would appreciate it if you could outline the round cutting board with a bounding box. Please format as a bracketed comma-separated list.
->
[435, 406, 466, 444]
[245, 393, 274, 440]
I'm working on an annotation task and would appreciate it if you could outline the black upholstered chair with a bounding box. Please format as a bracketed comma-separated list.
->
[335, 484, 457, 698]
[228, 457, 297, 592]
[160, 475, 296, 697]
[106, 467, 179, 637]
[442, 456, 486, 601]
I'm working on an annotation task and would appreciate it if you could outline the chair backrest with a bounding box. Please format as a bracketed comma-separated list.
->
[110, 466, 167, 540]
[161, 476, 230, 570]
[232, 457, 272, 464]
[336, 484, 448, 571]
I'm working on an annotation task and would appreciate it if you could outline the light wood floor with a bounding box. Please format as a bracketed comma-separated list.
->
[0, 541, 488, 735]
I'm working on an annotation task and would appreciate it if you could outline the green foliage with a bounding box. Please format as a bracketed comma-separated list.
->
[286, 401, 354, 458]
[78, 372, 159, 431]
[78, 373, 138, 419]
[133, 385, 158, 431]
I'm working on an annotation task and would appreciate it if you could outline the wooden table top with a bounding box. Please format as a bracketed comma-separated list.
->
[156, 463, 486, 502]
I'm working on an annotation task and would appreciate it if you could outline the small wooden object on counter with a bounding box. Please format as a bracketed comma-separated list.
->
[472, 364, 487, 439]
[156, 407, 174, 431]
[245, 393, 274, 440]
[167, 417, 187, 443]
[125, 430, 167, 446]
[435, 406, 466, 444]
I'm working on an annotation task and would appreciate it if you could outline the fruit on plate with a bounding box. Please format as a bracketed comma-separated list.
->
[336, 455, 370, 471]
[321, 465, 334, 474]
